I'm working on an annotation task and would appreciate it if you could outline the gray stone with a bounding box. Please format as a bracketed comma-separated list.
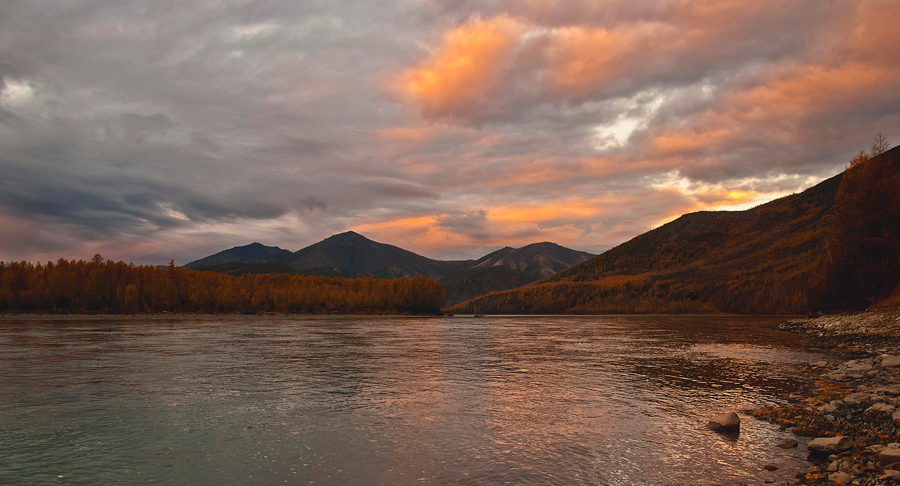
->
[842, 392, 870, 404]
[882, 356, 900, 368]
[708, 412, 741, 431]
[868, 402, 896, 413]
[828, 471, 851, 484]
[879, 469, 900, 481]
[881, 446, 900, 466]
[821, 402, 840, 413]
[777, 439, 799, 449]
[808, 436, 854, 453]
[841, 359, 875, 373]
[875, 384, 900, 395]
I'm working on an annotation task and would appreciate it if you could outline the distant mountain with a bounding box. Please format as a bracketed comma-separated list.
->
[450, 145, 900, 315]
[184, 243, 293, 270]
[184, 232, 594, 305]
[280, 231, 471, 280]
[442, 243, 594, 305]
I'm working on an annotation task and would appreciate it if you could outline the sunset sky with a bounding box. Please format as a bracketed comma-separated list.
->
[2, 0, 899, 264]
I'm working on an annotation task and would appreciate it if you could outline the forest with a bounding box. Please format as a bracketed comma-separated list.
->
[0, 257, 445, 315]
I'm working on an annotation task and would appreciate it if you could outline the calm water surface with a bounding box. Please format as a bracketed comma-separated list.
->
[0, 315, 826, 485]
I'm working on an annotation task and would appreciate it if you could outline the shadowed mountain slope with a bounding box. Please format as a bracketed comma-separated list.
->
[442, 242, 594, 305]
[451, 145, 900, 315]
[184, 243, 293, 270]
[280, 231, 471, 280]
[450, 171, 845, 315]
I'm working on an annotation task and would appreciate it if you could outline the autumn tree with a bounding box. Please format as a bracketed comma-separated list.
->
[822, 142, 900, 309]
[871, 133, 890, 157]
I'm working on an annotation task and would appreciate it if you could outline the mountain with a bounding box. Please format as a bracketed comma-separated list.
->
[184, 243, 293, 270]
[442, 242, 594, 305]
[451, 145, 900, 315]
[279, 231, 471, 280]
[184, 232, 594, 305]
[450, 171, 842, 315]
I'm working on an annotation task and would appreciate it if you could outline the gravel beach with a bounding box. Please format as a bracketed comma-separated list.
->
[747, 308, 900, 485]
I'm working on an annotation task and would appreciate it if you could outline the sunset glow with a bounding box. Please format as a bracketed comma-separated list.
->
[1, 1, 899, 264]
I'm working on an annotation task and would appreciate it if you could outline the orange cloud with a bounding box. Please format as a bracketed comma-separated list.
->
[650, 128, 732, 155]
[731, 63, 900, 121]
[376, 126, 437, 142]
[546, 23, 670, 97]
[491, 201, 601, 223]
[398, 16, 525, 119]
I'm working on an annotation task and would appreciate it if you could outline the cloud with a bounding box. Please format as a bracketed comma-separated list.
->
[436, 210, 491, 239]
[1, 0, 900, 265]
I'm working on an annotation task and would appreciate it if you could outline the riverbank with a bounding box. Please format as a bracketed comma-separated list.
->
[748, 308, 900, 485]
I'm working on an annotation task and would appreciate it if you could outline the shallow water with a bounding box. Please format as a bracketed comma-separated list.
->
[0, 315, 825, 485]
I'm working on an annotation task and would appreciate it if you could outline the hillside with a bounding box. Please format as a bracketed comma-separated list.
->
[450, 145, 900, 315]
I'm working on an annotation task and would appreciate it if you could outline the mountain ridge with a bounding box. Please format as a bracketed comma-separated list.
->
[450, 145, 900, 315]
[185, 232, 594, 305]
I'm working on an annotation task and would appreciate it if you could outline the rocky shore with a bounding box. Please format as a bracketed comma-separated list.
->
[746, 308, 900, 485]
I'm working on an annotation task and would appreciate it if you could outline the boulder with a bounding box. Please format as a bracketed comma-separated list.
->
[881, 445, 900, 466]
[882, 356, 900, 368]
[808, 436, 854, 453]
[707, 412, 741, 431]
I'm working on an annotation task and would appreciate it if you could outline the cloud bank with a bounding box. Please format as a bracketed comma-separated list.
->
[1, 0, 899, 263]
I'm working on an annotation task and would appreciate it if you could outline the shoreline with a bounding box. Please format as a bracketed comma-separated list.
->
[748, 308, 900, 485]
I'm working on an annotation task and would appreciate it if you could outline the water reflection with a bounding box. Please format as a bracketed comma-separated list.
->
[0, 315, 823, 485]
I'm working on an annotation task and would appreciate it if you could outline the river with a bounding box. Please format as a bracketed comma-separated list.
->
[0, 315, 826, 485]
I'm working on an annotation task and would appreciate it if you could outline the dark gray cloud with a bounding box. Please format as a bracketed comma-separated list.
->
[1, 0, 899, 263]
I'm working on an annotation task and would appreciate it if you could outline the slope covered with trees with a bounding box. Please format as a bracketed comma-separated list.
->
[0, 256, 445, 314]
[186, 232, 593, 305]
[451, 143, 900, 315]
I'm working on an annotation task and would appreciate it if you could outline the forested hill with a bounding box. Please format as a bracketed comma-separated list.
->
[451, 145, 900, 315]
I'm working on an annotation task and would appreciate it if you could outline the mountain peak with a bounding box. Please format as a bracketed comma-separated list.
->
[184, 242, 293, 269]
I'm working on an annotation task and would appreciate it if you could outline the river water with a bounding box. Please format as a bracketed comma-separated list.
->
[0, 315, 826, 485]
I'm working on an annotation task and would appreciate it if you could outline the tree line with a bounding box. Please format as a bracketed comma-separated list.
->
[819, 133, 900, 309]
[0, 256, 445, 314]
